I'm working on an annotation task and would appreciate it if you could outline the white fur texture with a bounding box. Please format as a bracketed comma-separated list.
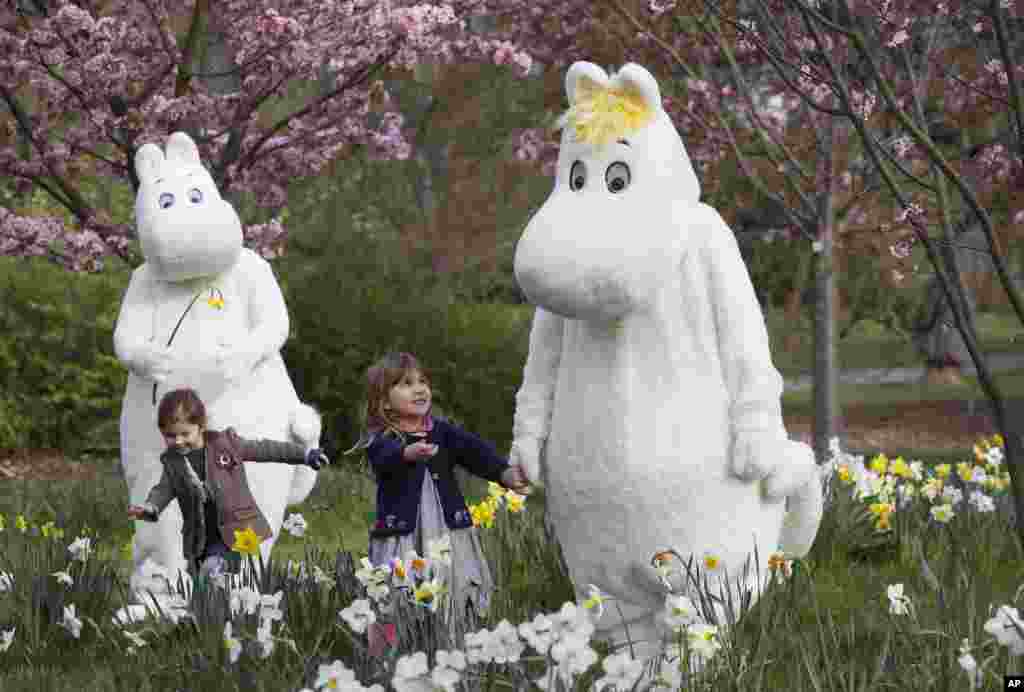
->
[510, 62, 823, 661]
[114, 132, 321, 601]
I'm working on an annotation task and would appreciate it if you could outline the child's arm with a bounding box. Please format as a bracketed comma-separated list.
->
[448, 424, 511, 485]
[229, 428, 329, 468]
[128, 465, 175, 521]
[366, 434, 410, 474]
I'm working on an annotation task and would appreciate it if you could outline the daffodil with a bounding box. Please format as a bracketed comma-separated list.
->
[14, 515, 26, 533]
[413, 578, 445, 612]
[223, 621, 241, 663]
[701, 552, 722, 573]
[506, 492, 526, 513]
[931, 503, 955, 523]
[0, 514, 5, 532]
[40, 521, 55, 538]
[206, 287, 225, 309]
[889, 457, 911, 479]
[935, 463, 952, 479]
[487, 481, 507, 501]
[52, 570, 73, 587]
[232, 527, 262, 556]
[687, 623, 721, 660]
[581, 584, 606, 618]
[869, 453, 889, 476]
[470, 502, 495, 529]
[836, 463, 852, 483]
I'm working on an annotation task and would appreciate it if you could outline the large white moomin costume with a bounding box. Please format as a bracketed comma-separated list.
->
[510, 63, 824, 659]
[114, 132, 320, 601]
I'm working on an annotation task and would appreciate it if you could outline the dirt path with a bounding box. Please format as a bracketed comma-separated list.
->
[784, 399, 1002, 454]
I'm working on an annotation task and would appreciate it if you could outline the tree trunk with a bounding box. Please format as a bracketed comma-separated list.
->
[812, 122, 839, 465]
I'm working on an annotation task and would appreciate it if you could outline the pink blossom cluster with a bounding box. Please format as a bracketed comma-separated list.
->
[1, 0, 541, 271]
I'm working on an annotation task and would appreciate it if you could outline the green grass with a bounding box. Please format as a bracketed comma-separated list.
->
[0, 457, 1022, 691]
[767, 309, 1024, 377]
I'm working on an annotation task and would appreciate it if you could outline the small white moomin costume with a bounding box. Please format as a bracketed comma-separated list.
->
[510, 63, 824, 661]
[114, 132, 320, 605]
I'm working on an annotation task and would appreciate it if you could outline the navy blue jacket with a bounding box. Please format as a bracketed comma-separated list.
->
[367, 417, 510, 537]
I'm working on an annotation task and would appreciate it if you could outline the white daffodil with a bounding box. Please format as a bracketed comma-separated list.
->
[392, 651, 432, 692]
[985, 605, 1024, 655]
[958, 638, 981, 689]
[687, 623, 721, 660]
[597, 650, 646, 691]
[355, 557, 390, 586]
[413, 578, 445, 613]
[550, 632, 599, 686]
[426, 534, 452, 568]
[431, 650, 467, 692]
[281, 512, 307, 537]
[519, 612, 555, 655]
[886, 584, 912, 616]
[339, 599, 376, 634]
[969, 491, 996, 513]
[464, 628, 495, 665]
[662, 593, 701, 633]
[986, 446, 1004, 466]
[0, 628, 14, 652]
[229, 586, 261, 617]
[490, 619, 525, 664]
[942, 486, 964, 507]
[259, 590, 284, 624]
[315, 659, 361, 689]
[223, 621, 242, 664]
[67, 536, 92, 562]
[256, 620, 275, 659]
[61, 604, 83, 639]
[931, 504, 955, 523]
[0, 572, 12, 592]
[550, 602, 595, 641]
[52, 570, 73, 587]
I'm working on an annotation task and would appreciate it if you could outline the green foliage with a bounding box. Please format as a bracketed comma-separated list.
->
[0, 258, 129, 453]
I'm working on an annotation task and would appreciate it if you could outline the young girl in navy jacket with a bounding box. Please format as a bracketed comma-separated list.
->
[348, 351, 530, 629]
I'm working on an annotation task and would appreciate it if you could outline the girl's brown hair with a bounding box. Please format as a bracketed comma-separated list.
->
[345, 352, 433, 453]
[157, 388, 208, 430]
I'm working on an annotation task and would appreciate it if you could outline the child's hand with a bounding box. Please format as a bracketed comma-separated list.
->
[501, 464, 532, 494]
[305, 448, 330, 470]
[402, 441, 438, 463]
[127, 505, 147, 520]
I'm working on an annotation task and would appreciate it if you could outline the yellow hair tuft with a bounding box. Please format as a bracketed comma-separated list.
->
[561, 78, 654, 147]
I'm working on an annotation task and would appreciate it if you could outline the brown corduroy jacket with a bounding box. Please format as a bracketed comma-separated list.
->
[139, 428, 307, 562]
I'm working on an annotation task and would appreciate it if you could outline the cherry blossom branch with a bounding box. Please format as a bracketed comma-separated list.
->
[991, 0, 1023, 159]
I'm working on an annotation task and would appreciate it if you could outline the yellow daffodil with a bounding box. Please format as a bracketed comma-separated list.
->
[889, 457, 911, 479]
[836, 463, 852, 484]
[869, 454, 889, 476]
[506, 492, 525, 513]
[974, 444, 987, 463]
[582, 584, 606, 617]
[206, 287, 225, 309]
[15, 515, 27, 533]
[40, 521, 55, 539]
[232, 527, 262, 556]
[0, 514, 5, 531]
[993, 433, 1005, 447]
[935, 464, 951, 479]
[488, 482, 507, 501]
[121, 542, 133, 561]
[470, 502, 495, 529]
[702, 552, 722, 573]
[957, 462, 974, 482]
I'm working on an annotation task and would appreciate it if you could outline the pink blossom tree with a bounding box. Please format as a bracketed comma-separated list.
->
[0, 0, 533, 271]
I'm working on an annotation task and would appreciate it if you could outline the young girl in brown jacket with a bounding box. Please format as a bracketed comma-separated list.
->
[127, 388, 328, 583]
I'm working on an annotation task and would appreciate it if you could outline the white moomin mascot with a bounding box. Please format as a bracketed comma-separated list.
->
[510, 62, 824, 662]
[114, 132, 320, 605]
